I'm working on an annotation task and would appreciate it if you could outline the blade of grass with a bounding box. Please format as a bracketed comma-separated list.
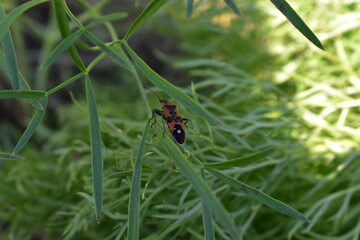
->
[127, 120, 150, 240]
[0, 6, 19, 89]
[152, 123, 239, 239]
[84, 31, 133, 71]
[200, 169, 215, 240]
[124, 43, 219, 125]
[85, 74, 103, 222]
[124, 0, 170, 41]
[206, 168, 311, 223]
[0, 90, 46, 99]
[12, 97, 48, 155]
[0, 0, 50, 41]
[186, 0, 194, 19]
[53, 0, 86, 71]
[270, 0, 324, 50]
[224, 0, 241, 16]
[202, 147, 275, 169]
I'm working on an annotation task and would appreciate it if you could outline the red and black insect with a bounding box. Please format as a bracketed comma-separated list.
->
[145, 87, 188, 145]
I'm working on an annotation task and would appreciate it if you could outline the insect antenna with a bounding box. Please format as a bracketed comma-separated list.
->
[144, 86, 163, 102]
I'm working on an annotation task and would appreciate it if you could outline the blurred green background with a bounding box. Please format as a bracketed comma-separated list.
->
[1, 0, 360, 239]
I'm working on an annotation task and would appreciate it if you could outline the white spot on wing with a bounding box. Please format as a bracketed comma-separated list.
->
[177, 129, 181, 133]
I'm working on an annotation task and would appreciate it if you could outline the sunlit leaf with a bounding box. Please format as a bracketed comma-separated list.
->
[206, 168, 311, 223]
[270, 0, 324, 50]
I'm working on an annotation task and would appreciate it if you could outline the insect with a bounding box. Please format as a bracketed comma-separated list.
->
[144, 87, 188, 145]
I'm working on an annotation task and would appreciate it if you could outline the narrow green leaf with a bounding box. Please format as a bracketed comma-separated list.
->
[0, 152, 25, 161]
[0, 52, 43, 110]
[104, 171, 133, 180]
[152, 124, 239, 239]
[127, 120, 150, 240]
[41, 29, 83, 69]
[0, 6, 20, 89]
[84, 31, 133, 71]
[202, 147, 275, 169]
[85, 74, 103, 222]
[186, 0, 194, 19]
[46, 72, 85, 96]
[0, 90, 46, 99]
[0, 0, 50, 41]
[12, 97, 48, 155]
[270, 0, 324, 50]
[124, 43, 219, 125]
[206, 168, 311, 223]
[200, 169, 215, 240]
[85, 12, 128, 30]
[224, 0, 241, 16]
[124, 0, 170, 41]
[18, 73, 44, 110]
[53, 0, 86, 71]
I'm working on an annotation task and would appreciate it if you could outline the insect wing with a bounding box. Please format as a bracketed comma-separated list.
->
[171, 123, 186, 145]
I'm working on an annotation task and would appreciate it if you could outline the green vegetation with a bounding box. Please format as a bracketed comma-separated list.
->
[1, 0, 359, 239]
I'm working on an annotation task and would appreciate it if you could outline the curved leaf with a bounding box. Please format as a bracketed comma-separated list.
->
[0, 0, 50, 41]
[270, 0, 324, 50]
[202, 147, 275, 169]
[41, 29, 83, 69]
[53, 0, 86, 71]
[13, 97, 48, 155]
[124, 0, 170, 41]
[0, 6, 20, 89]
[224, 0, 241, 16]
[206, 168, 311, 223]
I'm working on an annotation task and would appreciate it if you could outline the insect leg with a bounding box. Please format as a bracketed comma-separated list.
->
[182, 118, 188, 125]
[151, 109, 166, 136]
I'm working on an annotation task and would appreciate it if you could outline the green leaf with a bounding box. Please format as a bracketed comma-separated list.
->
[53, 0, 86, 71]
[200, 169, 215, 240]
[124, 43, 219, 125]
[206, 168, 311, 223]
[270, 0, 324, 50]
[152, 123, 239, 239]
[0, 152, 25, 161]
[85, 74, 103, 222]
[41, 29, 83, 69]
[202, 147, 275, 169]
[84, 31, 133, 71]
[0, 52, 44, 110]
[127, 120, 150, 240]
[124, 0, 170, 41]
[12, 97, 48, 155]
[46, 72, 85, 96]
[85, 12, 128, 29]
[0, 90, 46, 99]
[0, 6, 20, 89]
[224, 0, 241, 16]
[186, 0, 194, 19]
[0, 0, 50, 41]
